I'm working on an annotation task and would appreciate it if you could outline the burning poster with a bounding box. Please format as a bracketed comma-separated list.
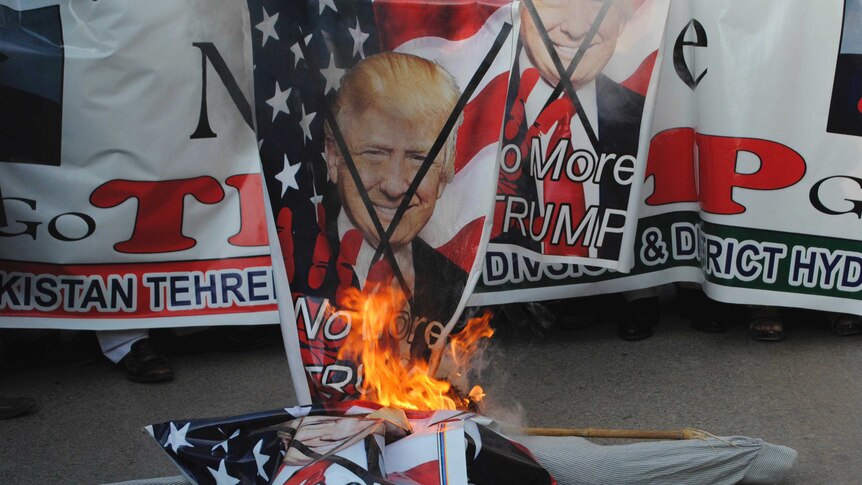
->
[0, 0, 277, 329]
[249, 0, 517, 402]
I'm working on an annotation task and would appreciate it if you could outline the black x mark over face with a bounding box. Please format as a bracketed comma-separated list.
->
[520, 0, 623, 90]
[328, 106, 449, 252]
[364, 24, 513, 264]
[521, 0, 618, 152]
[351, 25, 513, 293]
[302, 20, 515, 298]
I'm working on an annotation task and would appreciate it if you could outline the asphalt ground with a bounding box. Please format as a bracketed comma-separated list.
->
[1, 299, 861, 484]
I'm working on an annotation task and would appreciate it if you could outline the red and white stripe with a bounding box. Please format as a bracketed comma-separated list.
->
[373, 1, 517, 274]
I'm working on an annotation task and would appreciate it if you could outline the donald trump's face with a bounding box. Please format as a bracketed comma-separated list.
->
[327, 106, 450, 250]
[325, 52, 460, 250]
[520, 0, 625, 89]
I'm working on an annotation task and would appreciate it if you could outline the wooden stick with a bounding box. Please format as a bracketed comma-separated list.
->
[520, 427, 709, 440]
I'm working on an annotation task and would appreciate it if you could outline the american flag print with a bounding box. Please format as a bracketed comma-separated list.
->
[247, 0, 517, 403]
[149, 401, 554, 485]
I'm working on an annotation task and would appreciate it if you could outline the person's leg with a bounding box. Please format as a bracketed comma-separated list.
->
[828, 312, 862, 336]
[97, 329, 147, 363]
[676, 282, 736, 333]
[617, 287, 662, 341]
[97, 330, 173, 382]
[0, 333, 38, 419]
[749, 306, 784, 342]
[45, 330, 102, 366]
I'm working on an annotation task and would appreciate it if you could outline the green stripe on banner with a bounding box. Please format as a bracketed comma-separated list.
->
[700, 222, 862, 300]
[477, 211, 862, 303]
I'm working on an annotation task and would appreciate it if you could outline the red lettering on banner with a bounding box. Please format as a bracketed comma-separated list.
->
[644, 128, 698, 205]
[696, 134, 806, 215]
[90, 177, 224, 253]
[225, 174, 268, 247]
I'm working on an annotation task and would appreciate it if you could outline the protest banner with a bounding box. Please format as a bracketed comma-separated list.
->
[252, 0, 518, 402]
[471, 0, 689, 306]
[0, 0, 278, 329]
[686, 0, 862, 315]
[486, 0, 670, 271]
[6, 0, 862, 396]
[471, 0, 862, 318]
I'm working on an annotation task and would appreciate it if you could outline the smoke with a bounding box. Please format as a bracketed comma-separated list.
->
[472, 337, 532, 433]
[483, 399, 529, 436]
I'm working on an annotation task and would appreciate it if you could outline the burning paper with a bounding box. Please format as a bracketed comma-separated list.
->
[270, 404, 553, 485]
[336, 286, 494, 411]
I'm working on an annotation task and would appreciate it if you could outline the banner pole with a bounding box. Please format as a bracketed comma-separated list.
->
[520, 427, 711, 440]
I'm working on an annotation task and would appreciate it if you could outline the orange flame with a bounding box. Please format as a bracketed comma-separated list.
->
[337, 286, 494, 411]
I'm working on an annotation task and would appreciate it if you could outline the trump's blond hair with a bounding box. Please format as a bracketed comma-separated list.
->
[325, 52, 462, 182]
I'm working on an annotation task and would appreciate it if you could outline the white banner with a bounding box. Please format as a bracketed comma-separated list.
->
[472, 0, 862, 317]
[0, 0, 278, 329]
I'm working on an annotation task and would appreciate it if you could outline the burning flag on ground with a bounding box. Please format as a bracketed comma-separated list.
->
[144, 276, 796, 484]
[270, 405, 554, 485]
[147, 401, 554, 485]
[146, 283, 795, 484]
[146, 271, 795, 482]
[145, 283, 543, 484]
[146, 398, 797, 485]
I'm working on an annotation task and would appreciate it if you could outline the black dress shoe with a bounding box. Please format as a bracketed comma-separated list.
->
[121, 338, 174, 383]
[617, 296, 660, 341]
[829, 313, 862, 336]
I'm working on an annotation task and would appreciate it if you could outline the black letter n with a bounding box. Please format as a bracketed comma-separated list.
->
[190, 42, 254, 139]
